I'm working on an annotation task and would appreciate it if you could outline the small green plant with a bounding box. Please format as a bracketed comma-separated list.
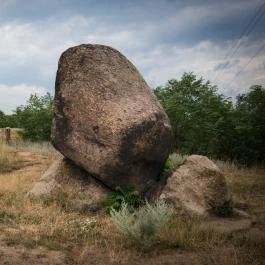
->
[161, 157, 175, 176]
[214, 198, 234, 217]
[110, 200, 174, 250]
[104, 187, 143, 213]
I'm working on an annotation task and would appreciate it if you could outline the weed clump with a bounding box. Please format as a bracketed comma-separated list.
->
[110, 200, 174, 250]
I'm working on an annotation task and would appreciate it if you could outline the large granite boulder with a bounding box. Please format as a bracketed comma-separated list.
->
[160, 155, 229, 217]
[51, 44, 173, 195]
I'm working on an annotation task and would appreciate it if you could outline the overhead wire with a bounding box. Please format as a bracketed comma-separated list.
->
[228, 42, 265, 85]
[224, 3, 265, 62]
[213, 1, 265, 83]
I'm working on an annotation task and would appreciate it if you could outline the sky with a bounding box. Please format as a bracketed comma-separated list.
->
[1, 0, 265, 114]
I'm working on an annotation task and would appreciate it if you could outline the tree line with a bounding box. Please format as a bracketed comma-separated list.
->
[0, 93, 53, 141]
[1, 72, 264, 165]
[154, 73, 265, 165]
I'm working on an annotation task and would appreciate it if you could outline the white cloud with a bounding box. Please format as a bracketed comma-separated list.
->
[0, 16, 148, 82]
[212, 40, 265, 96]
[131, 41, 219, 83]
[0, 9, 264, 114]
[84, 30, 147, 51]
[130, 39, 265, 99]
[160, 1, 258, 36]
[0, 84, 47, 114]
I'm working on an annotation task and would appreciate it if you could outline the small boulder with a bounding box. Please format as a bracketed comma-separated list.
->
[29, 160, 61, 197]
[29, 159, 109, 213]
[160, 155, 229, 217]
[51, 44, 173, 195]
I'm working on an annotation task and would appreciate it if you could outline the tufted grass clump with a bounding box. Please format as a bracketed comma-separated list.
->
[110, 200, 174, 250]
[161, 153, 188, 177]
[169, 153, 187, 168]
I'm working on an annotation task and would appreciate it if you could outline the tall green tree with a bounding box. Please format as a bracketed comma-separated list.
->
[0, 111, 19, 128]
[0, 110, 5, 127]
[155, 72, 234, 159]
[15, 93, 53, 141]
[233, 85, 265, 164]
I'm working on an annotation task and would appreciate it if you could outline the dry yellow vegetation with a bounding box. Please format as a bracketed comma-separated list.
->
[0, 141, 264, 265]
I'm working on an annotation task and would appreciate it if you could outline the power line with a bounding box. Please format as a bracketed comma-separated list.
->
[213, 1, 265, 82]
[228, 42, 265, 85]
[224, 2, 265, 62]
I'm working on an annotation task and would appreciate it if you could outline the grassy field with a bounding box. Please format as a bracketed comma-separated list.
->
[0, 140, 264, 265]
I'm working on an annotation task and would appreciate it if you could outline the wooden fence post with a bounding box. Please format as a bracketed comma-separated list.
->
[1, 128, 4, 142]
[5, 127, 11, 144]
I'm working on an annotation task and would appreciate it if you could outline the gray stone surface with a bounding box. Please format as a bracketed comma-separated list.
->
[29, 160, 61, 197]
[160, 155, 229, 217]
[51, 44, 173, 195]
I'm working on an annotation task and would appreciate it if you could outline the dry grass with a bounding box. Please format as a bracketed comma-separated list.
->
[0, 144, 264, 265]
[9, 141, 61, 160]
[0, 142, 24, 173]
[0, 128, 23, 142]
[158, 217, 224, 250]
[1, 128, 61, 160]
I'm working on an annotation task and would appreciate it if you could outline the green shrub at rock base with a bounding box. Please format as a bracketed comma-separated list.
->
[103, 187, 143, 213]
[161, 157, 175, 176]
